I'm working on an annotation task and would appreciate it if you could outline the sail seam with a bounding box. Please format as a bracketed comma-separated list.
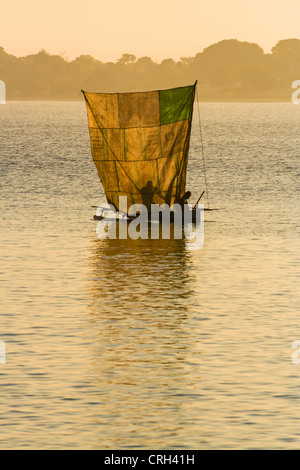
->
[88, 118, 190, 130]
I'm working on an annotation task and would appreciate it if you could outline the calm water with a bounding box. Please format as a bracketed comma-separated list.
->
[0, 102, 299, 449]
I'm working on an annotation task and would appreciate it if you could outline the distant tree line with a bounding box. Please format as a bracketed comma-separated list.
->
[0, 39, 299, 101]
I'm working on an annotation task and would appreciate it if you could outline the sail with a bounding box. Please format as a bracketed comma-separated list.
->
[82, 83, 196, 212]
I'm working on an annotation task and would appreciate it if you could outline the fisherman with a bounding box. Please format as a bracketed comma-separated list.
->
[141, 180, 156, 211]
[178, 191, 191, 208]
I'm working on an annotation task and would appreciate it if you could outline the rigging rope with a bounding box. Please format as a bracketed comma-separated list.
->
[196, 84, 210, 209]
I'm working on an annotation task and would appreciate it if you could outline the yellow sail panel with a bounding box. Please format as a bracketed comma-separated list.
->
[85, 93, 119, 128]
[118, 91, 160, 128]
[82, 84, 195, 211]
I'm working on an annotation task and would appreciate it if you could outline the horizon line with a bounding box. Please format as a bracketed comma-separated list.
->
[1, 37, 300, 63]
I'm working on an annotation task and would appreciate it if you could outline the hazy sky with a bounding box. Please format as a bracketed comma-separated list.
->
[1, 0, 299, 61]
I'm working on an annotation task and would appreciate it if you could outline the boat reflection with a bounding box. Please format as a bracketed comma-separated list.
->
[83, 231, 205, 450]
[87, 234, 195, 321]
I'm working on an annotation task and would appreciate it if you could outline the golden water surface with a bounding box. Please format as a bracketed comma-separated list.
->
[0, 102, 299, 449]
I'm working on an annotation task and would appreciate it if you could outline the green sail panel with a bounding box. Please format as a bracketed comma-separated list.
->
[82, 83, 196, 212]
[159, 85, 195, 125]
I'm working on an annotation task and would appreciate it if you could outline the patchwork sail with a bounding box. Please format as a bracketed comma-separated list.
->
[82, 83, 196, 212]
